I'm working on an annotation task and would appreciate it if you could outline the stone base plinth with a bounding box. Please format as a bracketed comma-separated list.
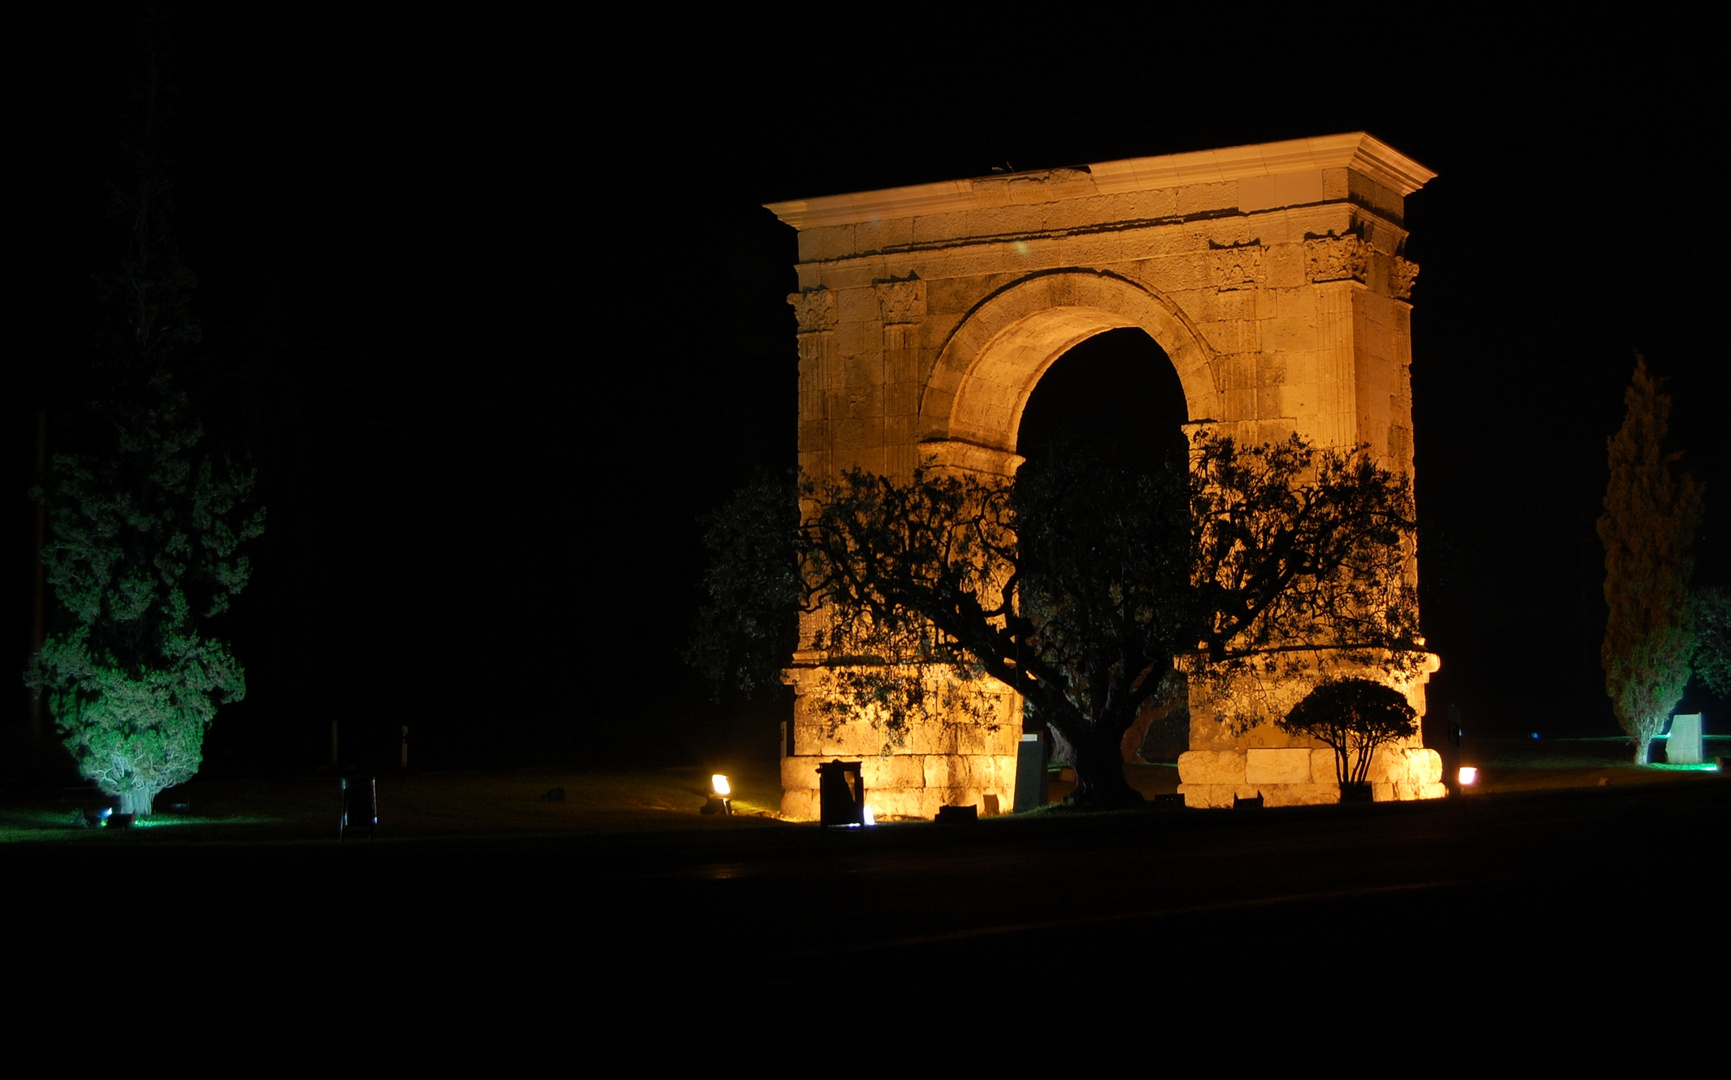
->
[1178, 745, 1445, 807]
[779, 753, 1018, 821]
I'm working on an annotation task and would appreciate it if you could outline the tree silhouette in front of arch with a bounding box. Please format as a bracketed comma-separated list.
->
[697, 432, 1425, 810]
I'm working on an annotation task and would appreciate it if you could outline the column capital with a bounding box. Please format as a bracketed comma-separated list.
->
[789, 288, 836, 334]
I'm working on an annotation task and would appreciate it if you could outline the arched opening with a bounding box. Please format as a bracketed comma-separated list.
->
[1013, 327, 1193, 782]
[1015, 327, 1189, 474]
[919, 272, 1218, 474]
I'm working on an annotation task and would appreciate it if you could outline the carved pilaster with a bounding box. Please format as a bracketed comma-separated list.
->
[876, 279, 927, 481]
[790, 288, 836, 334]
[1315, 279, 1358, 451]
[1210, 244, 1266, 290]
[790, 289, 837, 477]
[874, 277, 926, 326]
[1304, 236, 1370, 285]
[1391, 257, 1420, 300]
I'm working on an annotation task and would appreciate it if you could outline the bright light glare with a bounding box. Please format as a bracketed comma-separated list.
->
[863, 805, 876, 826]
[711, 774, 730, 796]
[1458, 766, 1478, 786]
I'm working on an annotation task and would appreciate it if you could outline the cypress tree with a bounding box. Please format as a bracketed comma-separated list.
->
[1597, 356, 1702, 764]
[25, 12, 264, 815]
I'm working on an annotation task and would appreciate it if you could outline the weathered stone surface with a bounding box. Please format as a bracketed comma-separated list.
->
[1367, 746, 1409, 784]
[921, 754, 953, 789]
[1241, 170, 1324, 212]
[1178, 783, 1228, 809]
[1261, 783, 1339, 807]
[904, 719, 1017, 757]
[860, 755, 926, 789]
[1178, 750, 1249, 785]
[871, 789, 924, 820]
[922, 754, 1019, 791]
[797, 225, 854, 263]
[1246, 747, 1314, 784]
[780, 789, 817, 821]
[1405, 748, 1444, 784]
[1179, 783, 1265, 808]
[768, 135, 1441, 813]
[804, 720, 884, 757]
[781, 755, 817, 793]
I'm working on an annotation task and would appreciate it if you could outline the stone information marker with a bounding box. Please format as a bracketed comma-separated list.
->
[1666, 714, 1703, 764]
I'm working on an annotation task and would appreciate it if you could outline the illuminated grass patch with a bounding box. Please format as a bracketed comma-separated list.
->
[129, 814, 277, 828]
[0, 808, 283, 842]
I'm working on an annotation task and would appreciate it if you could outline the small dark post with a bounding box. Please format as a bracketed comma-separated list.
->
[1013, 732, 1046, 812]
[339, 776, 376, 842]
[1445, 704, 1464, 796]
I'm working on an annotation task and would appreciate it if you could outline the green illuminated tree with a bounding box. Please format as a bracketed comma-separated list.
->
[1692, 586, 1730, 698]
[25, 25, 263, 816]
[1597, 356, 1702, 765]
[30, 398, 262, 816]
[1276, 677, 1418, 788]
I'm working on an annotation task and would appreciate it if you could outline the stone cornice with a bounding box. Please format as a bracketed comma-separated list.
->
[767, 133, 1435, 230]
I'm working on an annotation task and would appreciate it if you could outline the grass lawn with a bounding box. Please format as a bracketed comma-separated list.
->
[1457, 734, 1728, 793]
[0, 759, 788, 843]
[0, 735, 1720, 843]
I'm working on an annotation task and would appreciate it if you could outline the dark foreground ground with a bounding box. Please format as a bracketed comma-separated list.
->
[8, 743, 1724, 1051]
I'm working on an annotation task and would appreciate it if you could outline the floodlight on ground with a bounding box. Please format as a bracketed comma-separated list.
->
[702, 774, 732, 817]
[1458, 766, 1478, 786]
[863, 805, 876, 826]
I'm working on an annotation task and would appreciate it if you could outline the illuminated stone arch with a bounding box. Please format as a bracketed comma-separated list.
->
[919, 270, 1216, 471]
[767, 134, 1445, 818]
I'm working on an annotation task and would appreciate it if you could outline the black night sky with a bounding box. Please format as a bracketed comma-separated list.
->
[12, 7, 1727, 775]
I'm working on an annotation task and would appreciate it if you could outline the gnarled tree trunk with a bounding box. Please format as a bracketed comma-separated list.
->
[1050, 713, 1143, 809]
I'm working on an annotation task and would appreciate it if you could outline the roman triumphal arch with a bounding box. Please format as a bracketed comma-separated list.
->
[767, 133, 1446, 818]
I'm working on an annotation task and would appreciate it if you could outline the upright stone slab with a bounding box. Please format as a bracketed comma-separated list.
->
[1666, 714, 1703, 764]
[767, 134, 1444, 818]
